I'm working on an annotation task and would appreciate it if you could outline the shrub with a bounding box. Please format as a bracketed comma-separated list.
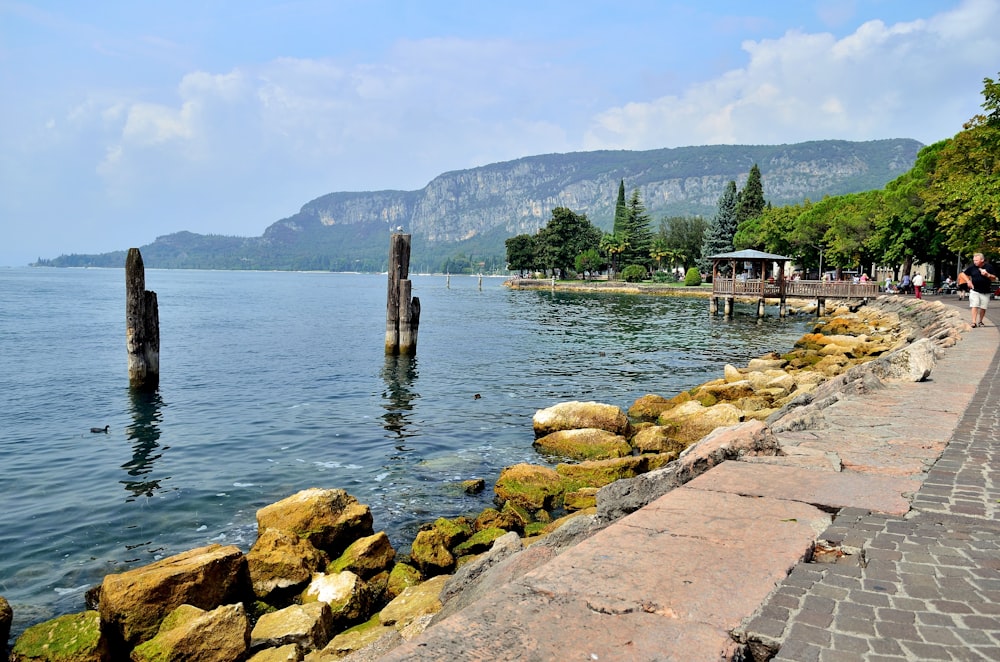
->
[621, 265, 647, 283]
[651, 271, 675, 283]
[684, 267, 702, 286]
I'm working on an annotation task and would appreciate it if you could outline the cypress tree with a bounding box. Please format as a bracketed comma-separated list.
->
[736, 164, 767, 229]
[613, 179, 627, 235]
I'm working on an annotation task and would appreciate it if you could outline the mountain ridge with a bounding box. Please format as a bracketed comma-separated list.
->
[38, 138, 922, 272]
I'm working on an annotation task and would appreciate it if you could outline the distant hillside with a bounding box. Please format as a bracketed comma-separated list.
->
[38, 139, 922, 272]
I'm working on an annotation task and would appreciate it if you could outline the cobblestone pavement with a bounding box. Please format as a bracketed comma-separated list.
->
[740, 301, 1000, 661]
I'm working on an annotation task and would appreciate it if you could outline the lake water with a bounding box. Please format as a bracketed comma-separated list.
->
[0, 267, 813, 641]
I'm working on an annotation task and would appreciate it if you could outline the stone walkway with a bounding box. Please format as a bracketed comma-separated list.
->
[740, 298, 1000, 661]
[374, 297, 999, 661]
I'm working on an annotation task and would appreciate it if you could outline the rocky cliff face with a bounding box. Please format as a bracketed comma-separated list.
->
[279, 139, 922, 243]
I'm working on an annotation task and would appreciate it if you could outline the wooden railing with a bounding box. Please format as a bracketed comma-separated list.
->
[712, 278, 880, 299]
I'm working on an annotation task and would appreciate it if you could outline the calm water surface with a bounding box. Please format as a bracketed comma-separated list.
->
[0, 267, 812, 640]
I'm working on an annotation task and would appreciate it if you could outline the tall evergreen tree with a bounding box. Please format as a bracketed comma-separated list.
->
[621, 188, 653, 268]
[736, 164, 767, 229]
[613, 179, 628, 235]
[701, 180, 739, 271]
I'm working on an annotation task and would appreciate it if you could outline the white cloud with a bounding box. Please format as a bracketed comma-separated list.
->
[583, 0, 1000, 149]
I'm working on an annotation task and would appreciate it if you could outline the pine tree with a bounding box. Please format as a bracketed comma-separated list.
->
[621, 188, 653, 269]
[701, 180, 738, 271]
[736, 164, 767, 229]
[613, 179, 627, 235]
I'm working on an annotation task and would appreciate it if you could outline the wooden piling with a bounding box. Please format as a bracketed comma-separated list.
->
[385, 234, 420, 355]
[125, 248, 159, 390]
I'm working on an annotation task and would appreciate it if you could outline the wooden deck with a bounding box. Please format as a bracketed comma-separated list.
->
[712, 278, 880, 300]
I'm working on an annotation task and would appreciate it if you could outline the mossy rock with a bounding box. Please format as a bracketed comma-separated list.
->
[627, 394, 674, 422]
[643, 452, 679, 470]
[532, 428, 631, 461]
[453, 528, 507, 557]
[555, 455, 651, 490]
[523, 522, 549, 537]
[499, 501, 534, 532]
[461, 478, 486, 494]
[494, 463, 566, 511]
[386, 563, 422, 599]
[409, 529, 456, 576]
[327, 531, 396, 579]
[11, 610, 109, 662]
[630, 426, 687, 454]
[564, 487, 599, 511]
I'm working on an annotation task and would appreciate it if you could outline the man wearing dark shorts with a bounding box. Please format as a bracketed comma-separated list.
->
[963, 253, 999, 327]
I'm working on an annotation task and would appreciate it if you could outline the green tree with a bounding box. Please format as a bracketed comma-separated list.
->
[575, 248, 604, 279]
[621, 188, 653, 269]
[736, 164, 767, 230]
[505, 233, 539, 276]
[613, 179, 627, 235]
[700, 180, 738, 270]
[659, 216, 707, 270]
[537, 207, 602, 278]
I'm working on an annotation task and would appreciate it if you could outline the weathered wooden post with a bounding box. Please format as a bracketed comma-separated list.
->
[125, 248, 159, 391]
[385, 233, 420, 355]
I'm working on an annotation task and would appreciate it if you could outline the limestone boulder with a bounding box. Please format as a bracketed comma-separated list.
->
[99, 543, 251, 649]
[378, 576, 450, 629]
[723, 364, 744, 382]
[327, 531, 395, 580]
[256, 488, 373, 559]
[131, 603, 250, 662]
[532, 401, 629, 437]
[627, 394, 674, 422]
[301, 571, 370, 625]
[532, 428, 631, 460]
[10, 611, 108, 662]
[250, 601, 333, 652]
[631, 425, 688, 454]
[855, 337, 937, 382]
[494, 463, 565, 511]
[657, 401, 743, 444]
[312, 615, 395, 661]
[247, 528, 328, 600]
[697, 380, 755, 403]
[747, 357, 787, 371]
[248, 644, 303, 662]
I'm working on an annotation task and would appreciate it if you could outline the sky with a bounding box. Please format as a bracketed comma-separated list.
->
[1, 1, 999, 267]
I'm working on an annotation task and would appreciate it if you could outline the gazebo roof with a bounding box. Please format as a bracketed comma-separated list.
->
[707, 249, 791, 261]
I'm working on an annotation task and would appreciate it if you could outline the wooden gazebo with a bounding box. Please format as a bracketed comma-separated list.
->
[708, 249, 881, 318]
[708, 249, 791, 318]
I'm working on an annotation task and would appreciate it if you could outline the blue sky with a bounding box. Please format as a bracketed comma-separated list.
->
[2, 0, 998, 266]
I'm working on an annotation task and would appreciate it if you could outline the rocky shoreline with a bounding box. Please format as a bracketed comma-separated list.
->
[1, 296, 968, 662]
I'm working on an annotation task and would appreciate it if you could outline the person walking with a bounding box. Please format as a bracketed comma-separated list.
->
[962, 253, 999, 327]
[912, 272, 924, 299]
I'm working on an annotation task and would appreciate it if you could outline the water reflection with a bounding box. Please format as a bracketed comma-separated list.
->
[380, 354, 419, 444]
[121, 389, 168, 501]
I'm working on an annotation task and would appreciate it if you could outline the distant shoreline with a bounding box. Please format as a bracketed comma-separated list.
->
[503, 278, 714, 297]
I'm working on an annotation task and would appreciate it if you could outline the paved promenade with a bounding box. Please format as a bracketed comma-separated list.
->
[379, 297, 999, 661]
[743, 299, 1000, 661]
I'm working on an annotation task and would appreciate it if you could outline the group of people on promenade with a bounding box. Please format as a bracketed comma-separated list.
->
[881, 253, 997, 328]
